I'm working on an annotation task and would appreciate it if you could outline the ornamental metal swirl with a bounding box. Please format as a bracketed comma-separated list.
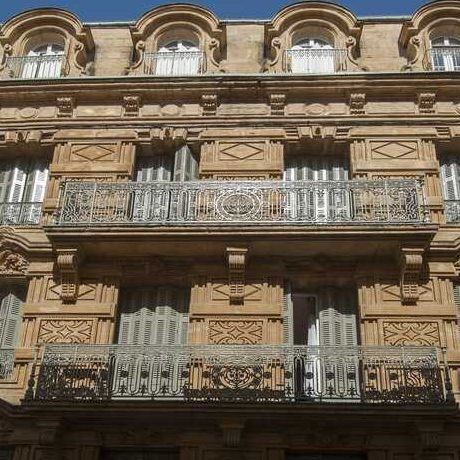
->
[56, 179, 427, 226]
[30, 344, 446, 405]
[0, 349, 14, 380]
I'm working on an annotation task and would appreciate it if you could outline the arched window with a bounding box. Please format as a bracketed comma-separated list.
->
[22, 43, 65, 79]
[288, 37, 337, 73]
[430, 36, 460, 71]
[151, 40, 202, 76]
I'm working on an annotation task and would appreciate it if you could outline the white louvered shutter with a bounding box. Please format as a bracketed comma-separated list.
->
[441, 157, 460, 200]
[23, 160, 49, 203]
[282, 282, 294, 345]
[454, 284, 460, 340]
[0, 163, 13, 203]
[8, 163, 27, 203]
[118, 286, 190, 346]
[173, 145, 198, 182]
[136, 155, 173, 182]
[0, 287, 25, 348]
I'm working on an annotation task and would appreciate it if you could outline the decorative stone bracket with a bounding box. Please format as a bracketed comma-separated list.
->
[56, 249, 80, 303]
[123, 95, 142, 117]
[227, 247, 248, 306]
[417, 92, 436, 114]
[201, 93, 218, 116]
[0, 241, 28, 275]
[349, 92, 366, 115]
[220, 420, 245, 448]
[400, 247, 425, 305]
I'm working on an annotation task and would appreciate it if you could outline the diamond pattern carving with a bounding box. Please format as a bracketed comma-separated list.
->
[218, 143, 265, 161]
[383, 321, 440, 346]
[209, 320, 263, 344]
[70, 144, 117, 162]
[371, 141, 418, 159]
[211, 283, 262, 302]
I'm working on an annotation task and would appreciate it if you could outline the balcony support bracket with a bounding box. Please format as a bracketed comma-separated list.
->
[56, 248, 80, 304]
[227, 247, 248, 306]
[400, 247, 425, 305]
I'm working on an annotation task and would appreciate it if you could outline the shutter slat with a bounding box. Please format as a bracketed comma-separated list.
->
[0, 286, 25, 348]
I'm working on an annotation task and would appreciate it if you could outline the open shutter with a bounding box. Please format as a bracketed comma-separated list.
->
[454, 284, 460, 340]
[7, 162, 27, 203]
[441, 157, 460, 200]
[282, 282, 294, 345]
[23, 160, 49, 202]
[173, 146, 198, 182]
[136, 155, 172, 182]
[0, 164, 13, 203]
[0, 287, 25, 348]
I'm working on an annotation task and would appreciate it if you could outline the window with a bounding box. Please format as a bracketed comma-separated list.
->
[0, 159, 48, 225]
[21, 44, 65, 79]
[147, 40, 203, 76]
[431, 36, 460, 71]
[287, 38, 339, 74]
[117, 286, 190, 346]
[284, 155, 350, 221]
[440, 154, 460, 222]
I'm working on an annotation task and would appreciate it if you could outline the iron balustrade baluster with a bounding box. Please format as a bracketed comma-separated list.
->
[283, 48, 348, 73]
[4, 55, 65, 79]
[0, 349, 14, 380]
[143, 51, 205, 76]
[427, 47, 460, 71]
[54, 180, 428, 226]
[29, 344, 448, 405]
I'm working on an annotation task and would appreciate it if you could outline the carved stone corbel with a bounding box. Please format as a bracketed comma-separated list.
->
[201, 93, 218, 116]
[417, 92, 436, 114]
[56, 97, 75, 118]
[123, 95, 141, 117]
[0, 242, 28, 275]
[220, 420, 245, 448]
[227, 247, 248, 306]
[56, 249, 80, 303]
[349, 92, 366, 115]
[400, 247, 424, 304]
[270, 93, 286, 116]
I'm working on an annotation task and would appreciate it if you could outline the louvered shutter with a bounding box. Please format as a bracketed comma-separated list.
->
[173, 145, 198, 182]
[0, 286, 25, 348]
[0, 163, 13, 203]
[23, 160, 49, 202]
[453, 284, 460, 340]
[441, 157, 460, 200]
[8, 163, 27, 203]
[282, 282, 294, 345]
[118, 286, 190, 346]
[136, 155, 172, 182]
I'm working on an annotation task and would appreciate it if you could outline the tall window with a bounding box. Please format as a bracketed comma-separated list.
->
[431, 36, 460, 71]
[288, 38, 336, 74]
[284, 155, 350, 221]
[440, 154, 460, 222]
[117, 286, 190, 346]
[22, 44, 64, 79]
[0, 159, 48, 225]
[151, 40, 202, 76]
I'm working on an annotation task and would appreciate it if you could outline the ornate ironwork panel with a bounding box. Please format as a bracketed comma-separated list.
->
[143, 51, 205, 75]
[0, 348, 14, 379]
[0, 202, 42, 225]
[56, 180, 427, 226]
[283, 49, 348, 73]
[4, 55, 66, 79]
[30, 345, 446, 404]
[444, 200, 460, 223]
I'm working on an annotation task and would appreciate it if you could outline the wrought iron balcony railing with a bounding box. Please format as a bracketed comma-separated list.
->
[143, 51, 205, 75]
[444, 200, 460, 223]
[26, 344, 449, 404]
[4, 55, 65, 79]
[55, 179, 427, 226]
[426, 47, 460, 71]
[0, 349, 14, 380]
[0, 202, 43, 225]
[283, 49, 348, 73]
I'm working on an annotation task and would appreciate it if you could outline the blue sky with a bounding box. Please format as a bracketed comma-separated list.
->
[0, 0, 433, 22]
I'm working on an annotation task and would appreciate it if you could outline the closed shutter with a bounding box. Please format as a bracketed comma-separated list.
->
[173, 145, 198, 182]
[441, 157, 460, 200]
[282, 282, 294, 345]
[454, 284, 460, 340]
[23, 160, 49, 202]
[117, 286, 190, 346]
[0, 286, 25, 348]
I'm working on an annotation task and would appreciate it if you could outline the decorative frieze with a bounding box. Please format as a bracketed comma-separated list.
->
[209, 320, 263, 344]
[122, 95, 141, 117]
[38, 319, 93, 344]
[227, 247, 247, 305]
[56, 97, 74, 118]
[383, 321, 440, 346]
[56, 249, 80, 303]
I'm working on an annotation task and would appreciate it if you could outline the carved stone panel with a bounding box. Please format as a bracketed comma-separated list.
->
[383, 321, 441, 346]
[370, 141, 419, 160]
[38, 320, 93, 344]
[70, 144, 118, 162]
[209, 320, 263, 344]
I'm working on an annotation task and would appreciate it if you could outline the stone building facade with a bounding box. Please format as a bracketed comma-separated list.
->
[0, 1, 459, 459]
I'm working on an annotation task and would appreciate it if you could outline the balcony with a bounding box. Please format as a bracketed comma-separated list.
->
[4, 55, 66, 79]
[0, 202, 43, 226]
[26, 344, 449, 405]
[425, 47, 460, 71]
[143, 51, 205, 76]
[0, 349, 14, 380]
[54, 179, 427, 227]
[283, 49, 348, 73]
